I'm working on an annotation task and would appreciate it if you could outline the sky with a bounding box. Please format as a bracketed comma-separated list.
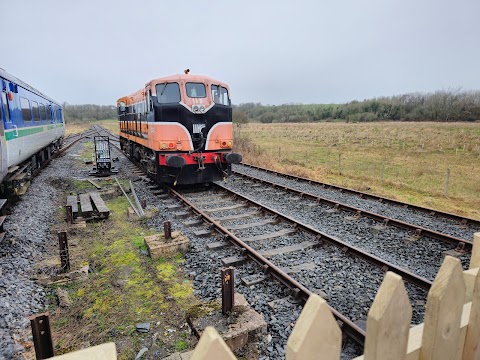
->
[1, 0, 479, 106]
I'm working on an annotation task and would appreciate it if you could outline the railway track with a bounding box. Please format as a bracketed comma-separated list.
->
[159, 184, 431, 348]
[230, 169, 472, 250]
[235, 163, 480, 237]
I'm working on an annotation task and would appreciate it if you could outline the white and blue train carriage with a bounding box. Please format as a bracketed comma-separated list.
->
[0, 68, 64, 187]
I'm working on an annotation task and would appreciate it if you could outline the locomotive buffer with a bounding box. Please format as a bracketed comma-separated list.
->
[89, 136, 118, 176]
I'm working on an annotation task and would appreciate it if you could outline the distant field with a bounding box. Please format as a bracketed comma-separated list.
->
[65, 119, 118, 136]
[234, 122, 480, 219]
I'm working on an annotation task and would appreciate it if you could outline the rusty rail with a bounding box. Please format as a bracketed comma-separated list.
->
[213, 182, 432, 291]
[233, 171, 473, 250]
[238, 163, 480, 228]
[167, 186, 367, 345]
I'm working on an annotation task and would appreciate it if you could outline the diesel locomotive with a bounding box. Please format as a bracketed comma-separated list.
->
[117, 71, 241, 185]
[0, 68, 64, 193]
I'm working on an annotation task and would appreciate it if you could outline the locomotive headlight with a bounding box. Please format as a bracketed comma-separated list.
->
[193, 105, 199, 113]
[200, 105, 206, 113]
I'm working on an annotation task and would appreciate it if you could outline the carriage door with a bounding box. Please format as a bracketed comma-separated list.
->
[56, 108, 64, 139]
[0, 89, 9, 179]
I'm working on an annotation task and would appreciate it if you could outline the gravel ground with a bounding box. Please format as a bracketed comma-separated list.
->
[222, 176, 471, 281]
[0, 141, 87, 359]
[0, 137, 133, 360]
[234, 164, 479, 241]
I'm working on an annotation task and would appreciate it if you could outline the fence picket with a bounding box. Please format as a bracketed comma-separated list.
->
[286, 294, 341, 360]
[419, 256, 466, 360]
[470, 233, 480, 269]
[462, 266, 480, 360]
[364, 272, 411, 360]
[464, 268, 479, 303]
[190, 327, 236, 360]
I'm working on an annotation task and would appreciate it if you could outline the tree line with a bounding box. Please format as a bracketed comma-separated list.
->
[63, 103, 117, 122]
[233, 89, 480, 123]
[62, 88, 480, 124]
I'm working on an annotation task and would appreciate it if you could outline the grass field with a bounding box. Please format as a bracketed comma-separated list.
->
[65, 119, 118, 136]
[234, 122, 480, 219]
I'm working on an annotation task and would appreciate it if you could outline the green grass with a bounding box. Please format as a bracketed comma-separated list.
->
[234, 122, 480, 220]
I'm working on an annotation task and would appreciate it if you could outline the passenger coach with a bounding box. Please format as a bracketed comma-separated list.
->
[117, 71, 241, 185]
[0, 68, 64, 193]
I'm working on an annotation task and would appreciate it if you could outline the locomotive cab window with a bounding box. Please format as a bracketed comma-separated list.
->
[20, 97, 32, 121]
[156, 83, 180, 104]
[32, 101, 40, 122]
[211, 85, 230, 105]
[186, 83, 206, 98]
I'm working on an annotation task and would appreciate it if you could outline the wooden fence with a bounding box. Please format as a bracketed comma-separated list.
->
[52, 233, 480, 360]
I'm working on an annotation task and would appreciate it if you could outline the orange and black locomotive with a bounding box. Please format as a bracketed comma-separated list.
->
[117, 71, 241, 185]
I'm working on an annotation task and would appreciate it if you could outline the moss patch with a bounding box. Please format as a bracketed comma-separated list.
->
[49, 177, 197, 357]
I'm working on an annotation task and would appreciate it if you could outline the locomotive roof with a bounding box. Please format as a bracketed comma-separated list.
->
[146, 74, 229, 90]
[117, 74, 230, 104]
[0, 68, 61, 105]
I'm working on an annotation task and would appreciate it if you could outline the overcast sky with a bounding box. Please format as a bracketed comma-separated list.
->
[1, 0, 479, 105]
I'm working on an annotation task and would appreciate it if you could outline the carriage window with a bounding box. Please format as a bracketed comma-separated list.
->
[186, 83, 206, 98]
[155, 83, 180, 103]
[32, 101, 40, 121]
[20, 97, 32, 121]
[46, 105, 51, 120]
[211, 85, 230, 105]
[39, 103, 46, 120]
[1, 92, 10, 122]
[57, 109, 63, 123]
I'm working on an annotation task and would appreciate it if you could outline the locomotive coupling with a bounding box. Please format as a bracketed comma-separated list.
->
[224, 153, 242, 164]
[166, 155, 187, 168]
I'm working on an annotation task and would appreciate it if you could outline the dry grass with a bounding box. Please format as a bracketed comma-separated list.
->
[234, 122, 480, 219]
[65, 119, 118, 136]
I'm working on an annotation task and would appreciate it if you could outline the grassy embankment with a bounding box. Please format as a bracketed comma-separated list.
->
[48, 140, 195, 359]
[234, 122, 480, 220]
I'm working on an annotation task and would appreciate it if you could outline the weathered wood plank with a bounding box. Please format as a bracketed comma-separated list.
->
[364, 272, 411, 360]
[464, 268, 479, 303]
[211, 211, 260, 221]
[190, 327, 236, 360]
[463, 266, 480, 360]
[51, 342, 116, 359]
[419, 256, 465, 360]
[354, 302, 473, 360]
[242, 228, 296, 242]
[79, 193, 93, 215]
[89, 192, 110, 218]
[226, 219, 277, 230]
[66, 195, 79, 214]
[470, 233, 480, 269]
[203, 204, 247, 213]
[259, 241, 317, 258]
[286, 294, 341, 359]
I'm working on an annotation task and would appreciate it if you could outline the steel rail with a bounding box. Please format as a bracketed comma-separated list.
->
[239, 163, 480, 228]
[167, 185, 367, 345]
[233, 171, 473, 250]
[213, 182, 432, 291]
